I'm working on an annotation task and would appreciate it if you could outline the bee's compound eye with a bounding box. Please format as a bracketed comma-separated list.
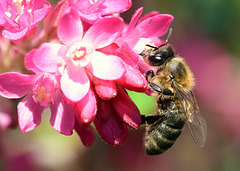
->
[148, 54, 166, 66]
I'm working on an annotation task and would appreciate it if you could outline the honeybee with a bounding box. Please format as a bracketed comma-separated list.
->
[140, 28, 207, 155]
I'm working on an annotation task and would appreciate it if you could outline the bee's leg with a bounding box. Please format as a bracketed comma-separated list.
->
[149, 82, 174, 96]
[145, 70, 174, 95]
[141, 114, 164, 125]
[145, 70, 155, 83]
[169, 73, 175, 80]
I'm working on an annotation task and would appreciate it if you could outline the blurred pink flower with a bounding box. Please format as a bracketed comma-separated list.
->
[4, 152, 38, 171]
[0, 97, 16, 131]
[0, 0, 51, 42]
[174, 31, 240, 144]
[69, 0, 132, 23]
[0, 72, 75, 135]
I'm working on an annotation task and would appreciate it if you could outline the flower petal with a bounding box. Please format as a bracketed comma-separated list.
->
[115, 42, 139, 66]
[102, 0, 132, 15]
[50, 90, 75, 135]
[88, 51, 125, 80]
[124, 7, 143, 37]
[2, 27, 29, 42]
[75, 87, 97, 125]
[83, 16, 124, 49]
[112, 87, 141, 129]
[32, 43, 66, 73]
[24, 49, 44, 74]
[116, 63, 148, 92]
[93, 77, 117, 100]
[96, 100, 112, 120]
[57, 7, 83, 45]
[74, 121, 95, 147]
[138, 11, 160, 23]
[31, 0, 51, 27]
[94, 107, 129, 145]
[60, 65, 90, 102]
[17, 93, 44, 133]
[134, 14, 174, 38]
[44, 0, 68, 33]
[0, 72, 38, 98]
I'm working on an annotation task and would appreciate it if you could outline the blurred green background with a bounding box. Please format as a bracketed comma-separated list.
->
[2, 0, 240, 171]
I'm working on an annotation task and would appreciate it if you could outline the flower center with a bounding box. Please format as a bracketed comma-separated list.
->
[67, 42, 94, 67]
[5, 0, 31, 23]
[32, 75, 57, 108]
[33, 86, 53, 104]
[89, 0, 98, 5]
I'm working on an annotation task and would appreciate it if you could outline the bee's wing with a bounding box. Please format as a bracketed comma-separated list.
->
[171, 81, 207, 147]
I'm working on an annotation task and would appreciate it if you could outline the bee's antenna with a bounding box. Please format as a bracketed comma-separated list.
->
[158, 28, 173, 48]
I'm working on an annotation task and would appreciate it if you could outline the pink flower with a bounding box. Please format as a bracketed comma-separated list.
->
[94, 87, 141, 145]
[0, 72, 75, 135]
[123, 8, 174, 52]
[0, 97, 16, 131]
[31, 7, 125, 102]
[74, 120, 95, 147]
[87, 8, 173, 145]
[0, 0, 174, 148]
[69, 0, 132, 23]
[100, 8, 174, 91]
[0, 0, 51, 42]
[122, 8, 174, 73]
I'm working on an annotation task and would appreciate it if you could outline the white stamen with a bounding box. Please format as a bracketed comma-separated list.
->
[89, 0, 98, 5]
[5, 12, 11, 18]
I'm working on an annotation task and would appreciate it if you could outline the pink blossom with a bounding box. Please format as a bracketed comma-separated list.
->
[0, 72, 75, 135]
[24, 7, 134, 146]
[0, 96, 16, 131]
[121, 8, 174, 75]
[122, 8, 174, 52]
[88, 8, 173, 145]
[73, 83, 141, 146]
[99, 8, 174, 91]
[0, 0, 174, 148]
[69, 0, 132, 23]
[31, 7, 125, 102]
[94, 87, 141, 145]
[74, 85, 97, 125]
[0, 0, 51, 42]
[74, 120, 95, 147]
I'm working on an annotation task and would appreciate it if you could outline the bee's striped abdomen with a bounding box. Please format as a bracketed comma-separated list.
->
[144, 101, 186, 155]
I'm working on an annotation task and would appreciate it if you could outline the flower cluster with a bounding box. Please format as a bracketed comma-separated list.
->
[0, 0, 173, 146]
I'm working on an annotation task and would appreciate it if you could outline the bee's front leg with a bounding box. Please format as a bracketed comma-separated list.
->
[145, 70, 155, 83]
[145, 70, 174, 95]
[149, 82, 174, 96]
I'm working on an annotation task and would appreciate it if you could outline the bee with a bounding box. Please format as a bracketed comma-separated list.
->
[140, 28, 207, 155]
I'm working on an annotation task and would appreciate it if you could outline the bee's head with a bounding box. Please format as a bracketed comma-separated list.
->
[141, 28, 174, 66]
[147, 45, 174, 66]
